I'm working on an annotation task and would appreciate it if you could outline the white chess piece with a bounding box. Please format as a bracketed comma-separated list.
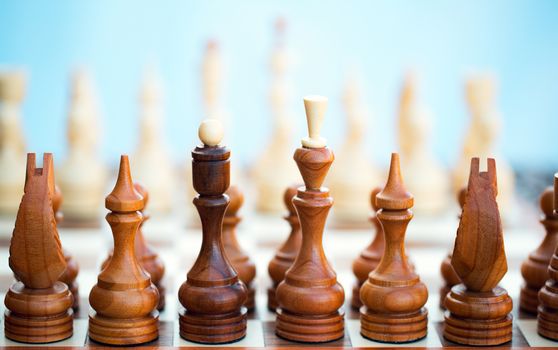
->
[132, 67, 175, 214]
[329, 75, 381, 226]
[398, 72, 449, 214]
[0, 69, 27, 216]
[253, 19, 299, 213]
[58, 69, 107, 225]
[454, 74, 515, 216]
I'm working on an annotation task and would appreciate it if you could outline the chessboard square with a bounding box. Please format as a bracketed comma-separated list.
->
[0, 319, 88, 347]
[173, 319, 264, 347]
[517, 319, 558, 347]
[346, 319, 442, 347]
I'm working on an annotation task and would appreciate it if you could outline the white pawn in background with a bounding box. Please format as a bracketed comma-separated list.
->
[253, 18, 299, 214]
[397, 71, 449, 214]
[0, 69, 27, 218]
[329, 74, 381, 227]
[132, 67, 175, 214]
[58, 68, 107, 226]
[454, 74, 515, 219]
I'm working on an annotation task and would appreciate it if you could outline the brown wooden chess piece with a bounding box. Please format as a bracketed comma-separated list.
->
[444, 157, 512, 346]
[178, 119, 247, 344]
[538, 174, 558, 340]
[275, 96, 345, 343]
[53, 185, 80, 310]
[223, 185, 256, 311]
[267, 185, 302, 311]
[88, 155, 159, 345]
[520, 187, 558, 314]
[100, 183, 166, 311]
[351, 187, 384, 310]
[439, 188, 465, 309]
[359, 153, 428, 343]
[4, 153, 74, 343]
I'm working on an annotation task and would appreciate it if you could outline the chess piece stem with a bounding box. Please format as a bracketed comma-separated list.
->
[267, 185, 302, 311]
[359, 153, 428, 343]
[178, 120, 247, 344]
[88, 156, 159, 345]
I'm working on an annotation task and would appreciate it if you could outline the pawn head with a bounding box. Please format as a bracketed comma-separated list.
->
[198, 118, 224, 147]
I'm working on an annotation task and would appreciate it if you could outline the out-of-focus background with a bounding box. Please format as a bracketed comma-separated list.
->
[1, 0, 557, 169]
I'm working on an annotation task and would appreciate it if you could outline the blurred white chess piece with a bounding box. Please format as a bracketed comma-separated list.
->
[132, 66, 175, 214]
[0, 69, 27, 217]
[398, 71, 449, 214]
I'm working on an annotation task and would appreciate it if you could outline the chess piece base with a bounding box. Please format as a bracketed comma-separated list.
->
[246, 285, 255, 311]
[360, 307, 427, 343]
[519, 283, 539, 315]
[179, 308, 247, 344]
[537, 305, 558, 340]
[351, 282, 363, 310]
[4, 282, 73, 344]
[275, 308, 344, 343]
[443, 284, 513, 346]
[88, 311, 159, 345]
[267, 287, 277, 311]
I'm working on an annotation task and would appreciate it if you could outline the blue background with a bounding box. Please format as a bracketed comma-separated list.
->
[0, 0, 557, 170]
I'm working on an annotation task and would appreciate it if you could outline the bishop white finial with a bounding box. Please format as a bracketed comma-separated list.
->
[198, 118, 224, 146]
[302, 95, 327, 148]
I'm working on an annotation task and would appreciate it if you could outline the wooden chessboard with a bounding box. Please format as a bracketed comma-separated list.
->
[0, 207, 555, 348]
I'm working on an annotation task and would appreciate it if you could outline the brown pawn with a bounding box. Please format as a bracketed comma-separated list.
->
[439, 188, 466, 309]
[275, 95, 345, 343]
[444, 158, 512, 346]
[178, 119, 247, 344]
[88, 155, 159, 345]
[267, 185, 302, 311]
[351, 187, 384, 310]
[359, 153, 428, 343]
[520, 187, 558, 314]
[100, 183, 166, 311]
[4, 153, 74, 343]
[538, 175, 558, 340]
[53, 185, 80, 310]
[223, 185, 256, 311]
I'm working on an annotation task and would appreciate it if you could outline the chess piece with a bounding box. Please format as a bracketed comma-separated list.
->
[101, 183, 167, 310]
[520, 187, 558, 314]
[275, 96, 345, 343]
[538, 174, 558, 340]
[53, 185, 80, 310]
[58, 69, 107, 226]
[330, 74, 380, 226]
[133, 67, 175, 214]
[4, 153, 73, 343]
[178, 119, 247, 344]
[0, 69, 27, 217]
[267, 184, 302, 311]
[439, 188, 466, 309]
[351, 187, 384, 309]
[254, 18, 299, 213]
[88, 156, 159, 345]
[223, 185, 256, 311]
[444, 158, 512, 346]
[398, 72, 449, 214]
[360, 153, 428, 343]
[454, 74, 515, 219]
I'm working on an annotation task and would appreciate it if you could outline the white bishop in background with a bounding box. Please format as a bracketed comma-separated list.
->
[329, 73, 381, 226]
[132, 67, 175, 214]
[454, 74, 515, 218]
[58, 68, 107, 225]
[397, 71, 449, 214]
[253, 18, 299, 213]
[0, 69, 27, 217]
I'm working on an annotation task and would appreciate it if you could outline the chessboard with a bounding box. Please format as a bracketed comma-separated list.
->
[0, 206, 555, 349]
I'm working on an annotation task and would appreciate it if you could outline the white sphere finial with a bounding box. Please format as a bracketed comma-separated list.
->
[198, 118, 224, 146]
[302, 95, 328, 148]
